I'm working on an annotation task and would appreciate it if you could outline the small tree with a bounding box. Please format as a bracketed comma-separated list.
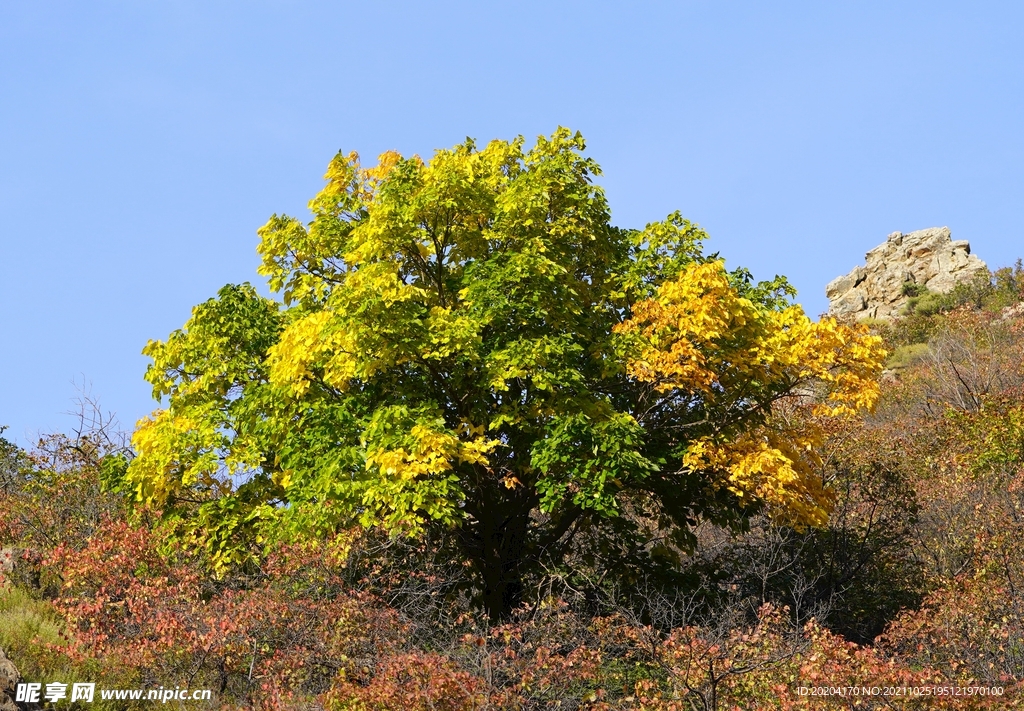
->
[128, 129, 884, 621]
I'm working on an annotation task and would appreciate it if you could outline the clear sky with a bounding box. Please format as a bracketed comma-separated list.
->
[2, 1, 1023, 443]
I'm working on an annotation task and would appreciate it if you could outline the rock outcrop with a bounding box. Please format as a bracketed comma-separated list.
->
[0, 548, 41, 590]
[826, 227, 987, 320]
[0, 648, 24, 711]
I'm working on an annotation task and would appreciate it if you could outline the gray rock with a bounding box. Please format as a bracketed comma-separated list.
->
[833, 289, 867, 314]
[0, 640, 41, 710]
[826, 227, 987, 320]
[999, 301, 1024, 322]
[0, 647, 26, 711]
[825, 265, 866, 300]
[0, 549, 41, 591]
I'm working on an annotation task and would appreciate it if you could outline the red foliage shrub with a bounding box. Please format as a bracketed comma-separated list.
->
[48, 519, 406, 707]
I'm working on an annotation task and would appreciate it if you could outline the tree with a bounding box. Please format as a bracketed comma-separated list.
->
[127, 128, 884, 621]
[0, 397, 130, 554]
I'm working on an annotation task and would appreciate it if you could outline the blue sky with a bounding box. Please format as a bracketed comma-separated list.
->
[2, 1, 1023, 443]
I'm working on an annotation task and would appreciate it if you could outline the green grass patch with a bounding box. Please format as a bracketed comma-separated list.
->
[887, 343, 931, 369]
[0, 584, 142, 709]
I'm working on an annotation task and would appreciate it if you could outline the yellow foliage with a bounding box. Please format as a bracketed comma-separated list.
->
[682, 421, 831, 526]
[266, 311, 346, 396]
[618, 260, 886, 524]
[363, 149, 402, 182]
[618, 261, 756, 392]
[361, 424, 498, 533]
[129, 409, 233, 506]
[366, 425, 497, 482]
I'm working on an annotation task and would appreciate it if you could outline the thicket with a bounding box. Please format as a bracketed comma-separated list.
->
[1, 269, 1022, 709]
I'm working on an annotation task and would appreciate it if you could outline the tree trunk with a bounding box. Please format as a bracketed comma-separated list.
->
[471, 504, 531, 624]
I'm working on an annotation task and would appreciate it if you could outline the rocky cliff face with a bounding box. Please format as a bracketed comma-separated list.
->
[825, 227, 987, 320]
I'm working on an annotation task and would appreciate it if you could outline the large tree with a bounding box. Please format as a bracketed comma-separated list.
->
[128, 129, 884, 621]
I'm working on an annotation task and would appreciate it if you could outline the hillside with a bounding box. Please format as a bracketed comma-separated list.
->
[0, 257, 1022, 709]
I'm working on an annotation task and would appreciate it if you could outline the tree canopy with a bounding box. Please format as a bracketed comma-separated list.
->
[127, 128, 884, 620]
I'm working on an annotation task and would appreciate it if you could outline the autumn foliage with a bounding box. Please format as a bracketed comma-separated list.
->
[1, 297, 1019, 709]
[4, 133, 1024, 709]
